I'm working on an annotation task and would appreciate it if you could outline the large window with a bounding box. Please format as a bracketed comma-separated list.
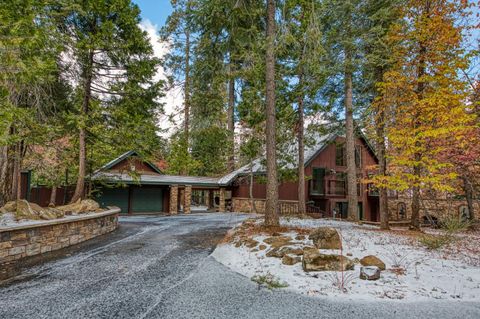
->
[336, 144, 346, 166]
[311, 167, 326, 195]
[336, 144, 362, 167]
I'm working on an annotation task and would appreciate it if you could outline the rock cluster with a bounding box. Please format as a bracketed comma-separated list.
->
[309, 227, 342, 250]
[0, 199, 104, 222]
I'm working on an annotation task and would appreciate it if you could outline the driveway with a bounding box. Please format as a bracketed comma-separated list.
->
[0, 213, 479, 319]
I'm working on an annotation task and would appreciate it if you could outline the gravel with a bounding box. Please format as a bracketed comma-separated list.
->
[0, 213, 478, 319]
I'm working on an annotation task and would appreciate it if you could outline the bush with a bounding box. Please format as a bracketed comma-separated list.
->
[418, 234, 451, 250]
[440, 216, 471, 234]
[251, 272, 288, 290]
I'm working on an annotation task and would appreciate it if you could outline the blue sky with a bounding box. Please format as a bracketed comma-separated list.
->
[133, 0, 173, 27]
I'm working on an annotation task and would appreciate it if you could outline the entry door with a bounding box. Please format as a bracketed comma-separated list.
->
[131, 187, 163, 213]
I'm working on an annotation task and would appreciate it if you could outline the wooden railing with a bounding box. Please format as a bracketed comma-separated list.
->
[279, 201, 299, 215]
[306, 203, 325, 219]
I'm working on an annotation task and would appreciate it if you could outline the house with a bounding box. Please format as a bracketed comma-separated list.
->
[92, 129, 382, 221]
[223, 131, 380, 221]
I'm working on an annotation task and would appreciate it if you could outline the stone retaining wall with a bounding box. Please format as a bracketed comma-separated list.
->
[0, 209, 119, 268]
[388, 197, 479, 221]
[232, 197, 299, 215]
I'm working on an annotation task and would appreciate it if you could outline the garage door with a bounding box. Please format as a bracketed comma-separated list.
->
[96, 187, 129, 214]
[131, 187, 163, 213]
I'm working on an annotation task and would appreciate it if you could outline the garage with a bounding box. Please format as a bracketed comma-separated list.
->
[96, 187, 129, 213]
[131, 186, 163, 213]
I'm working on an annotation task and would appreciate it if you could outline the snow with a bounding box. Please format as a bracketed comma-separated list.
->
[0, 211, 107, 229]
[212, 218, 480, 301]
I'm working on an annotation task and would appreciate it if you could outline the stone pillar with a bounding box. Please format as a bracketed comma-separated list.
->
[170, 185, 178, 215]
[205, 190, 210, 209]
[184, 185, 192, 214]
[219, 188, 226, 212]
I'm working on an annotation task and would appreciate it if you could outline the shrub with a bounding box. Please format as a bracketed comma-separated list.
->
[251, 272, 288, 290]
[440, 216, 471, 234]
[418, 234, 451, 250]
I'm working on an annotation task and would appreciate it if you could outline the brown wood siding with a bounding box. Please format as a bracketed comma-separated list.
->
[110, 157, 159, 175]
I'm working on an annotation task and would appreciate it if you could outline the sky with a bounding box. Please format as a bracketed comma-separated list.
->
[133, 0, 180, 137]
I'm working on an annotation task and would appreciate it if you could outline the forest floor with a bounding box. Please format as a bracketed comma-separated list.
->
[213, 217, 480, 302]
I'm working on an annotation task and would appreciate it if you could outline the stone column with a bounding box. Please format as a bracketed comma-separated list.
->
[184, 185, 192, 214]
[170, 185, 178, 215]
[219, 188, 226, 212]
[205, 190, 210, 209]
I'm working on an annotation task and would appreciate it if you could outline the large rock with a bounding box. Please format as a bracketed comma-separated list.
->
[282, 254, 302, 265]
[263, 236, 294, 248]
[266, 246, 304, 258]
[56, 199, 101, 214]
[360, 255, 386, 270]
[16, 200, 58, 220]
[360, 266, 381, 280]
[302, 247, 354, 272]
[309, 227, 342, 250]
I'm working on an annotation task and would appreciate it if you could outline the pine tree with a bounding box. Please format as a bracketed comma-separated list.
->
[62, 0, 162, 202]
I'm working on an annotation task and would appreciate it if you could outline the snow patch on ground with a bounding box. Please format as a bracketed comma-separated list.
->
[212, 218, 480, 302]
[0, 211, 105, 228]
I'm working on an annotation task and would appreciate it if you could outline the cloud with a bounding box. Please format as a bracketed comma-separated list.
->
[139, 19, 184, 137]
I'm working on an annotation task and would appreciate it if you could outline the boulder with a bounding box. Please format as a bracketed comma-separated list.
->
[360, 255, 386, 270]
[282, 254, 302, 265]
[56, 199, 101, 214]
[258, 245, 267, 251]
[308, 227, 342, 250]
[0, 201, 17, 213]
[244, 238, 259, 248]
[360, 266, 381, 281]
[266, 246, 304, 258]
[15, 200, 57, 220]
[263, 236, 294, 248]
[302, 247, 354, 272]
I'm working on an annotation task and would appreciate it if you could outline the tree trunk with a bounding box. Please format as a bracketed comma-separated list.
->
[227, 62, 235, 172]
[264, 0, 279, 227]
[297, 75, 306, 216]
[11, 141, 22, 201]
[0, 144, 14, 206]
[376, 77, 389, 229]
[49, 186, 57, 207]
[249, 162, 257, 214]
[411, 6, 428, 229]
[344, 51, 358, 221]
[462, 175, 475, 221]
[71, 50, 94, 203]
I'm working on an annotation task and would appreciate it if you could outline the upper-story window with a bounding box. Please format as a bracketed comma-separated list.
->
[336, 144, 361, 167]
[311, 167, 326, 195]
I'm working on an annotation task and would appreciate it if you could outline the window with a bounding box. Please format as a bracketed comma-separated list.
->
[459, 205, 470, 221]
[355, 145, 362, 167]
[336, 144, 361, 167]
[336, 144, 346, 166]
[398, 202, 406, 220]
[311, 167, 326, 195]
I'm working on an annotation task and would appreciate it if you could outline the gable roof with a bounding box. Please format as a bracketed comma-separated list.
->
[219, 131, 337, 185]
[96, 150, 163, 174]
[219, 128, 378, 185]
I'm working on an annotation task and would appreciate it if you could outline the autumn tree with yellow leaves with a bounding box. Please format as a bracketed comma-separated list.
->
[373, 0, 476, 229]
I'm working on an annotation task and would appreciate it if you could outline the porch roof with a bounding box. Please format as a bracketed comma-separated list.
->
[92, 172, 226, 187]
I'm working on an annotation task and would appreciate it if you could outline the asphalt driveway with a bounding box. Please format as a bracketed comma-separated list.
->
[0, 213, 479, 319]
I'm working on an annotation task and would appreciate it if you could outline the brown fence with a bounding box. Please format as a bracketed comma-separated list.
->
[28, 186, 75, 207]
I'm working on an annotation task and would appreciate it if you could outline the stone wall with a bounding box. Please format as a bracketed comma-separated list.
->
[388, 197, 479, 221]
[232, 197, 299, 215]
[0, 209, 119, 270]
